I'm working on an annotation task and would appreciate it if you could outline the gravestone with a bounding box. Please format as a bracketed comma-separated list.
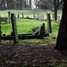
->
[17, 12, 20, 19]
[32, 23, 45, 37]
[40, 23, 45, 38]
[37, 13, 39, 20]
[32, 27, 40, 35]
[32, 27, 39, 32]
[44, 14, 46, 20]
[47, 13, 52, 33]
[39, 14, 41, 20]
[41, 14, 43, 20]
[57, 16, 60, 22]
[8, 11, 11, 23]
[39, 14, 44, 21]
[22, 13, 24, 18]
[11, 13, 18, 43]
[42, 14, 44, 21]
[33, 13, 37, 20]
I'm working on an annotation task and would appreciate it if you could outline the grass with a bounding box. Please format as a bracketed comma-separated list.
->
[1, 18, 60, 45]
[1, 19, 46, 35]
[0, 10, 47, 17]
[1, 10, 67, 67]
[1, 10, 60, 45]
[0, 10, 61, 36]
[51, 21, 60, 36]
[1, 19, 60, 37]
[0, 10, 62, 19]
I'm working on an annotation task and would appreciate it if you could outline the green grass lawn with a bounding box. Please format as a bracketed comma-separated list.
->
[1, 19, 60, 37]
[1, 10, 60, 45]
[1, 18, 60, 45]
[0, 10, 60, 36]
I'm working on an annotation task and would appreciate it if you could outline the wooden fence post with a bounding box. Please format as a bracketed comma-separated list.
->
[40, 23, 45, 38]
[11, 13, 18, 43]
[0, 17, 1, 44]
[47, 13, 52, 33]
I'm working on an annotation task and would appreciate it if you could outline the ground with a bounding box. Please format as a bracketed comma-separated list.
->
[0, 42, 67, 67]
[0, 10, 66, 67]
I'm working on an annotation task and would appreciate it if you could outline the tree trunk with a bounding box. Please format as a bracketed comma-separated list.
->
[19, 0, 22, 10]
[29, 0, 31, 10]
[36, 0, 37, 9]
[54, 8, 57, 21]
[54, 0, 57, 21]
[55, 0, 67, 50]
[0, 17, 1, 45]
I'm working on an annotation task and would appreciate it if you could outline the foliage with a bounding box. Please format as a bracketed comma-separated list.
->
[37, 0, 53, 10]
[37, 0, 64, 10]
[37, 0, 64, 21]
[0, 0, 28, 10]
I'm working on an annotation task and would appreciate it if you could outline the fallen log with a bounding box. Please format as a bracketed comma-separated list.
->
[1, 34, 49, 40]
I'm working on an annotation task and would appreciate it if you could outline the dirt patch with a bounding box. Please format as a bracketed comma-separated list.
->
[0, 43, 67, 67]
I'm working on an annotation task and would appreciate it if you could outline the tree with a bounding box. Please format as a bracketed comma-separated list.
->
[37, 0, 64, 21]
[0, 0, 4, 6]
[0, 0, 15, 10]
[55, 0, 67, 50]
[0, 0, 6, 10]
[14, 0, 27, 10]
[53, 0, 64, 21]
[29, 0, 31, 9]
[0, 0, 27, 10]
[35, 0, 38, 9]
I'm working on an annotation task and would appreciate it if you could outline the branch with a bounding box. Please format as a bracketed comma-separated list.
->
[57, 0, 64, 8]
[0, 0, 5, 6]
